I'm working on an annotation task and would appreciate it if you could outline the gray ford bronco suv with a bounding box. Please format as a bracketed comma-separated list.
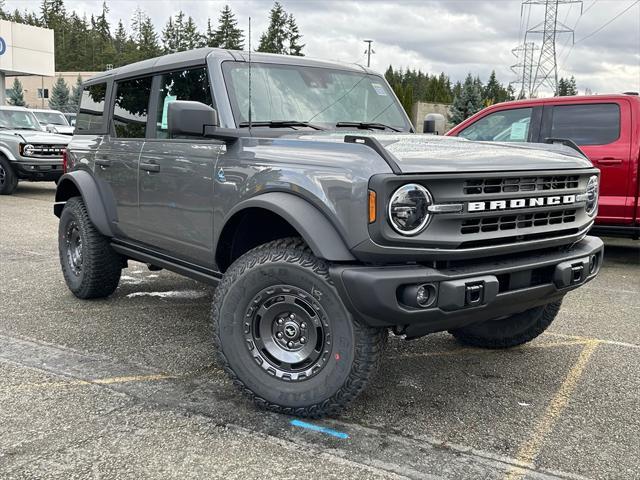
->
[54, 48, 603, 417]
[0, 106, 69, 195]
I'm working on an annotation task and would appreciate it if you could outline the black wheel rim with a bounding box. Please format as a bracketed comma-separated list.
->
[244, 285, 331, 381]
[65, 220, 83, 276]
[0, 164, 5, 186]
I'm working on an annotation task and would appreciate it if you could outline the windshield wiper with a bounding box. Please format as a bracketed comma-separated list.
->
[335, 121, 401, 132]
[238, 120, 326, 131]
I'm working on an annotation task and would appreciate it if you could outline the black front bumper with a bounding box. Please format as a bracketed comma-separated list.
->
[13, 161, 64, 181]
[330, 236, 604, 338]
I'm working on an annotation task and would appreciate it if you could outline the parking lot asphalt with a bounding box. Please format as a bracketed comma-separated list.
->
[1, 182, 639, 480]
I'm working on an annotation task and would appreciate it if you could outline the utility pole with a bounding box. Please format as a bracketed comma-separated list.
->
[363, 40, 374, 67]
[524, 0, 582, 96]
[510, 42, 538, 98]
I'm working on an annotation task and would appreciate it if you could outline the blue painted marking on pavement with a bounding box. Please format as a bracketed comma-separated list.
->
[290, 419, 350, 439]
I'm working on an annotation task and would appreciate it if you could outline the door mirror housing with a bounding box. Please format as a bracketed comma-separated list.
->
[167, 100, 218, 136]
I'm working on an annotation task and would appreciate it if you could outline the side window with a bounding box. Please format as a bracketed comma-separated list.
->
[76, 83, 107, 132]
[550, 103, 620, 146]
[113, 77, 153, 138]
[458, 108, 533, 142]
[154, 67, 213, 138]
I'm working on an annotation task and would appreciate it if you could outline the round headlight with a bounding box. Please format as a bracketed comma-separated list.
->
[22, 144, 35, 156]
[388, 184, 433, 235]
[585, 175, 598, 216]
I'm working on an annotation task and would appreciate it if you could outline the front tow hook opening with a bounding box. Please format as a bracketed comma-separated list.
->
[465, 283, 484, 306]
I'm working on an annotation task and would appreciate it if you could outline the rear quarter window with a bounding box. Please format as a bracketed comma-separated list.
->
[76, 83, 107, 133]
[550, 103, 620, 146]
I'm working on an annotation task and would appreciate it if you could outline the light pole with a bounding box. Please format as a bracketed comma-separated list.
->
[363, 40, 374, 67]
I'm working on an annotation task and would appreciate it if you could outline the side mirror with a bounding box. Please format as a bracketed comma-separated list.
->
[167, 100, 218, 136]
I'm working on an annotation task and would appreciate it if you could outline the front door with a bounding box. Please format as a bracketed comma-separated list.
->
[137, 67, 222, 267]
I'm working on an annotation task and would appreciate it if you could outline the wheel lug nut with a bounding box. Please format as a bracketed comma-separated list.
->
[300, 322, 307, 329]
[276, 332, 283, 339]
[300, 337, 306, 344]
[289, 313, 295, 320]
[277, 318, 284, 325]
[287, 341, 294, 348]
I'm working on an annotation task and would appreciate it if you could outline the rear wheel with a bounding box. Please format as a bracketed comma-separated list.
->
[0, 157, 18, 195]
[212, 238, 385, 417]
[449, 301, 562, 348]
[58, 196, 122, 299]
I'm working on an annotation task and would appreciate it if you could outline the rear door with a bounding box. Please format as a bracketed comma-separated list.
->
[541, 101, 633, 224]
[138, 66, 223, 268]
[94, 75, 153, 240]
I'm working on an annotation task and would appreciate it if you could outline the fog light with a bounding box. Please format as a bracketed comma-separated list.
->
[589, 254, 598, 274]
[400, 283, 437, 309]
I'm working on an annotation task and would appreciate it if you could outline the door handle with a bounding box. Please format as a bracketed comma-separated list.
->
[95, 159, 111, 167]
[595, 157, 623, 166]
[140, 162, 161, 173]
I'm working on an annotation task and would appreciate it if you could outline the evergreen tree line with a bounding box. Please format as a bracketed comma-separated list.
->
[0, 0, 304, 72]
[386, 68, 516, 124]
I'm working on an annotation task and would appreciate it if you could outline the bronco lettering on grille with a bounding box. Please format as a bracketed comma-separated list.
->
[468, 195, 576, 212]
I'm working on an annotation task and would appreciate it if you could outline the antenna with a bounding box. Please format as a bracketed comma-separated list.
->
[248, 17, 252, 133]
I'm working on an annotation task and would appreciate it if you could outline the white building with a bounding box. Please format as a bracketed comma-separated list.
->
[0, 20, 55, 105]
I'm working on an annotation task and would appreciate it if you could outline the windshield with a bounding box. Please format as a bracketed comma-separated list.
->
[0, 110, 42, 131]
[34, 111, 69, 126]
[222, 62, 410, 131]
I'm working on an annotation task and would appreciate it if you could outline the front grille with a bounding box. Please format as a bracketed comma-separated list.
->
[28, 145, 65, 157]
[461, 209, 577, 235]
[463, 175, 579, 195]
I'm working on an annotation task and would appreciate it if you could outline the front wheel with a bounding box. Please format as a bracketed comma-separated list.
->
[449, 301, 562, 349]
[0, 157, 18, 195]
[212, 238, 385, 417]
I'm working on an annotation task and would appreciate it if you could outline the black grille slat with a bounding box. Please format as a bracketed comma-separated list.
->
[463, 175, 579, 194]
[460, 209, 577, 235]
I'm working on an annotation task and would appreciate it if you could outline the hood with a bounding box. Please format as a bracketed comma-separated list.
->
[44, 125, 75, 135]
[290, 132, 592, 173]
[2, 130, 71, 145]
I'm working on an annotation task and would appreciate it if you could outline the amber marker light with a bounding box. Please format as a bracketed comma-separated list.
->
[368, 190, 377, 223]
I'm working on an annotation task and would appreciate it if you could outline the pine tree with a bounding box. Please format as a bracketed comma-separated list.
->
[182, 16, 202, 50]
[258, 2, 289, 54]
[204, 19, 217, 47]
[285, 13, 304, 56]
[114, 20, 128, 54]
[450, 74, 483, 125]
[483, 70, 512, 106]
[138, 15, 161, 58]
[567, 76, 578, 95]
[212, 5, 244, 49]
[163, 12, 187, 53]
[49, 76, 71, 111]
[69, 74, 83, 109]
[7, 78, 26, 107]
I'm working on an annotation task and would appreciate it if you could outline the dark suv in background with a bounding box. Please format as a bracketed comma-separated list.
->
[54, 48, 603, 417]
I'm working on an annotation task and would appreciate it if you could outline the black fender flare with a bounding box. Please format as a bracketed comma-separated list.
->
[54, 170, 113, 237]
[221, 192, 356, 262]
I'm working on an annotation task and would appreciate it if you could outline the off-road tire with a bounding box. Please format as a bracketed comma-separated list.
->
[212, 237, 386, 417]
[0, 156, 18, 195]
[58, 196, 122, 299]
[449, 301, 562, 349]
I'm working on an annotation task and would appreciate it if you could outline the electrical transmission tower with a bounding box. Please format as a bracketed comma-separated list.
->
[524, 0, 582, 96]
[510, 42, 538, 99]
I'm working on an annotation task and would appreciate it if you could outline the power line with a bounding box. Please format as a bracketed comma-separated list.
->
[574, 0, 639, 44]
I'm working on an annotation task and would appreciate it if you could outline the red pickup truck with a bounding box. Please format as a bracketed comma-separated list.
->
[447, 93, 640, 239]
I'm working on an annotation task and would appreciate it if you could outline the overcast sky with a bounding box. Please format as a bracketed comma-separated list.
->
[7, 0, 640, 95]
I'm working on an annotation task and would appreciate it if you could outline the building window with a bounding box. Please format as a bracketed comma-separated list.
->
[37, 88, 49, 99]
